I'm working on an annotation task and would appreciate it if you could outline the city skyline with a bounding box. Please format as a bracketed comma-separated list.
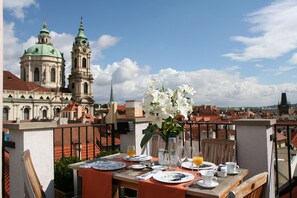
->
[3, 0, 297, 107]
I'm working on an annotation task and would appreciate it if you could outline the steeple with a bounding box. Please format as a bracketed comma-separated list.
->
[278, 92, 290, 116]
[109, 81, 114, 103]
[74, 17, 88, 46]
[280, 93, 288, 105]
[68, 18, 94, 115]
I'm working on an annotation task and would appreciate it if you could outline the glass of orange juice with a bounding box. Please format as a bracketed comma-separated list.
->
[192, 149, 203, 172]
[127, 145, 136, 160]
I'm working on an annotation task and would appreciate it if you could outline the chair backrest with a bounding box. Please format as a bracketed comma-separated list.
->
[201, 138, 236, 165]
[228, 172, 268, 198]
[21, 149, 46, 198]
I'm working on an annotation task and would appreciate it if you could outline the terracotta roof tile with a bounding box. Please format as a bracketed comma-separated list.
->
[3, 71, 52, 92]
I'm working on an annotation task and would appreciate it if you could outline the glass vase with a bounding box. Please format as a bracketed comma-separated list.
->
[158, 148, 170, 165]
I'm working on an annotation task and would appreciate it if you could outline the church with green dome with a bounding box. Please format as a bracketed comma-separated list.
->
[3, 19, 94, 122]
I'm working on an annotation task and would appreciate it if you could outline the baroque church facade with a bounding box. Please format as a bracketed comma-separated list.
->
[3, 19, 94, 121]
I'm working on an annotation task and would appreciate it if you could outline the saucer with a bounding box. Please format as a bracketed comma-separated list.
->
[197, 180, 219, 189]
[130, 164, 146, 170]
[227, 169, 240, 175]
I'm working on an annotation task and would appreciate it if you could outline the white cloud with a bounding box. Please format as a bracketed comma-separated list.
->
[224, 0, 297, 61]
[3, 21, 23, 75]
[90, 35, 121, 60]
[288, 53, 297, 64]
[275, 65, 296, 75]
[3, 0, 39, 20]
[255, 64, 263, 68]
[91, 61, 297, 107]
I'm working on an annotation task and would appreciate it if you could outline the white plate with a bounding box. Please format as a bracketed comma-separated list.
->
[130, 164, 146, 170]
[197, 180, 219, 189]
[124, 155, 152, 162]
[91, 161, 126, 171]
[227, 169, 240, 175]
[151, 165, 167, 170]
[181, 161, 216, 170]
[153, 171, 195, 184]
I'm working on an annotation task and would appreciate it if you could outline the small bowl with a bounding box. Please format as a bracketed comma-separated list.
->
[130, 164, 146, 170]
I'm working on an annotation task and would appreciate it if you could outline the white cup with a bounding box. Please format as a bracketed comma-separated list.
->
[226, 162, 239, 173]
[202, 171, 217, 186]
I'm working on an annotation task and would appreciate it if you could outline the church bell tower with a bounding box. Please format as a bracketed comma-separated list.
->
[68, 18, 94, 114]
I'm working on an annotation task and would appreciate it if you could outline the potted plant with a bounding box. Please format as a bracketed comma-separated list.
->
[54, 156, 81, 198]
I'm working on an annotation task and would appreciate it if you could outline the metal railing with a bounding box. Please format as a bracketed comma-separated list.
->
[181, 121, 296, 198]
[54, 123, 119, 161]
[2, 121, 297, 198]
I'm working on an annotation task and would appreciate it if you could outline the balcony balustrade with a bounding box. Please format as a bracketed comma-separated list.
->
[2, 119, 297, 197]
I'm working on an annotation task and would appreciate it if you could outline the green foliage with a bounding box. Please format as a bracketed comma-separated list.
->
[140, 120, 184, 150]
[54, 156, 81, 192]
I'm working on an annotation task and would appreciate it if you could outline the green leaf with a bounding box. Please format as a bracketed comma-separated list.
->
[140, 132, 157, 148]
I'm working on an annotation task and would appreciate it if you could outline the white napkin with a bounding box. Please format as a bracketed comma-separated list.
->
[136, 170, 161, 180]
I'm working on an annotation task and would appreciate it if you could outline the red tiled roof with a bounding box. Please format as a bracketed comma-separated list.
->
[62, 102, 79, 111]
[117, 105, 126, 111]
[78, 113, 94, 122]
[3, 71, 50, 92]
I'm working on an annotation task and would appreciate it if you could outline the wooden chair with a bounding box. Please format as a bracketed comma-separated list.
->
[21, 149, 46, 198]
[228, 172, 268, 198]
[201, 138, 236, 165]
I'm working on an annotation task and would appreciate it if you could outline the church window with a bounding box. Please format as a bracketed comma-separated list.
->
[29, 95, 33, 99]
[3, 107, 9, 121]
[21, 95, 25, 99]
[84, 82, 88, 94]
[72, 83, 75, 89]
[82, 58, 87, 68]
[43, 109, 47, 119]
[8, 95, 13, 98]
[24, 108, 30, 120]
[74, 58, 77, 68]
[40, 96, 44, 99]
[51, 68, 56, 82]
[34, 68, 40, 82]
[55, 108, 61, 115]
[46, 97, 50, 100]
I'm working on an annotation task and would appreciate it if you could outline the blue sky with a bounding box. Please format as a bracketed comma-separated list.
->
[3, 0, 297, 107]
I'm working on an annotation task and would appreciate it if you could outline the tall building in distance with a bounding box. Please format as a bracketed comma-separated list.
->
[278, 92, 290, 116]
[68, 18, 94, 114]
[3, 19, 94, 121]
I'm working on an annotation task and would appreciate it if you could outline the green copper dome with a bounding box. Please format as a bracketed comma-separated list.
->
[22, 21, 63, 58]
[23, 44, 62, 58]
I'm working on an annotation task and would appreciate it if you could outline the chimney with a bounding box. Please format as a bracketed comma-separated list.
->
[126, 100, 143, 117]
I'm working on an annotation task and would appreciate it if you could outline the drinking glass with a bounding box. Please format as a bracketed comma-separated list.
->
[192, 148, 203, 172]
[127, 145, 136, 160]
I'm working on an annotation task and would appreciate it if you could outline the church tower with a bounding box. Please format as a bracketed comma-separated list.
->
[278, 92, 290, 116]
[68, 18, 94, 114]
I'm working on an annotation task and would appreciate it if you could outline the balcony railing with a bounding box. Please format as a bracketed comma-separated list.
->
[2, 120, 297, 197]
[54, 123, 119, 161]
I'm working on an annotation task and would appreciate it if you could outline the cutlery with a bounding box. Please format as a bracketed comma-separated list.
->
[136, 169, 159, 180]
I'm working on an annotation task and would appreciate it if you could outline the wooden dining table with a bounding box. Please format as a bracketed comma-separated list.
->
[68, 153, 248, 198]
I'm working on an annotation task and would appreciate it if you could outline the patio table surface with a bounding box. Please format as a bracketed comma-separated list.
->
[69, 153, 248, 198]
